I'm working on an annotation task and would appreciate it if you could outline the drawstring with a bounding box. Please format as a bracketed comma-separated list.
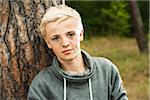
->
[63, 78, 93, 100]
[63, 78, 66, 100]
[89, 78, 93, 100]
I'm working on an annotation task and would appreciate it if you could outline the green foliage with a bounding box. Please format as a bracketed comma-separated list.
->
[101, 1, 131, 36]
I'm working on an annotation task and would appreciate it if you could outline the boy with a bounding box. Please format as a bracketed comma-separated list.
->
[27, 5, 128, 100]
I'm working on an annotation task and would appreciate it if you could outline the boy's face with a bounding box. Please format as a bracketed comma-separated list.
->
[44, 18, 83, 61]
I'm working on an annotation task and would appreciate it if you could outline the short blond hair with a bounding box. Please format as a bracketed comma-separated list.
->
[40, 5, 83, 38]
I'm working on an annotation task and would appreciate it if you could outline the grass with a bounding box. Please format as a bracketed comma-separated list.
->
[81, 36, 149, 100]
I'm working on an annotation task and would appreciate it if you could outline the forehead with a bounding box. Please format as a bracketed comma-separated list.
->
[45, 17, 79, 36]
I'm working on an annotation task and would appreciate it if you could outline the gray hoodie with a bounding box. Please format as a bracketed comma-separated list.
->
[27, 50, 128, 100]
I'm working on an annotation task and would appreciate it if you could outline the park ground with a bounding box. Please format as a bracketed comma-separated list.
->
[81, 36, 149, 100]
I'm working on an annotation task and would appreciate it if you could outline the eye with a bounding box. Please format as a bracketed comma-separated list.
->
[67, 31, 75, 37]
[51, 36, 59, 41]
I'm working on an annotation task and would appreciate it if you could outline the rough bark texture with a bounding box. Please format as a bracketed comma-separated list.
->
[0, 0, 61, 99]
[129, 0, 148, 54]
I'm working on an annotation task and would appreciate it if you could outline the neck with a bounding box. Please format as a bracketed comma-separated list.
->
[58, 53, 86, 74]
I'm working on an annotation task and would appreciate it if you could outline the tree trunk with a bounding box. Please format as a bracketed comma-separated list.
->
[129, 0, 148, 54]
[0, 0, 61, 99]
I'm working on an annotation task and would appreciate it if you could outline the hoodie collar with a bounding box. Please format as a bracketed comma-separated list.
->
[51, 50, 95, 82]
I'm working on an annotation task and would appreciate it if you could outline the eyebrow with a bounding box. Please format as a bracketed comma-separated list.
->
[67, 31, 75, 33]
[50, 30, 76, 38]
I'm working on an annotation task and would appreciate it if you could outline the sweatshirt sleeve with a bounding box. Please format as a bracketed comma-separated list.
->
[27, 70, 50, 100]
[27, 85, 42, 100]
[27, 79, 49, 100]
[110, 63, 128, 100]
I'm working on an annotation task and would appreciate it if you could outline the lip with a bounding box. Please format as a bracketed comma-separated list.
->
[61, 49, 73, 54]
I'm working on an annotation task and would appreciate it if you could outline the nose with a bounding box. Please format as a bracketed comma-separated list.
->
[61, 38, 70, 48]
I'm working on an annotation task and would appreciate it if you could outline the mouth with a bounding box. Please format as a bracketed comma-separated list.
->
[62, 49, 73, 55]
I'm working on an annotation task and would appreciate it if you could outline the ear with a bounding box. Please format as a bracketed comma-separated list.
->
[80, 29, 84, 42]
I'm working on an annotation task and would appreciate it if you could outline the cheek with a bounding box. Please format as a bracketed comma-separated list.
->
[51, 43, 62, 52]
[51, 47, 60, 55]
[73, 37, 80, 47]
[51, 45, 59, 50]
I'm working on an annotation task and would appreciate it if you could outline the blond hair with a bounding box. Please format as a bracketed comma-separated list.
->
[40, 5, 83, 38]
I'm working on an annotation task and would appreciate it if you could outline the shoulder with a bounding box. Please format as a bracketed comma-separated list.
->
[92, 57, 112, 65]
[36, 66, 52, 77]
[92, 57, 113, 68]
[92, 57, 119, 74]
[30, 66, 53, 86]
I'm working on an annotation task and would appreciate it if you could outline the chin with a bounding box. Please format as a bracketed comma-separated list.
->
[63, 55, 76, 61]
[62, 54, 78, 61]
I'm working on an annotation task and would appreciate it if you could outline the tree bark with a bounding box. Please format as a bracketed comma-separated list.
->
[0, 0, 61, 99]
[129, 0, 148, 54]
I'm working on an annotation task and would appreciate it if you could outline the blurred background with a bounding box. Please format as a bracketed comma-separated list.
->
[66, 1, 149, 100]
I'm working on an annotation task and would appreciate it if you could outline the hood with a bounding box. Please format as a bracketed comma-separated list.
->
[51, 50, 95, 82]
